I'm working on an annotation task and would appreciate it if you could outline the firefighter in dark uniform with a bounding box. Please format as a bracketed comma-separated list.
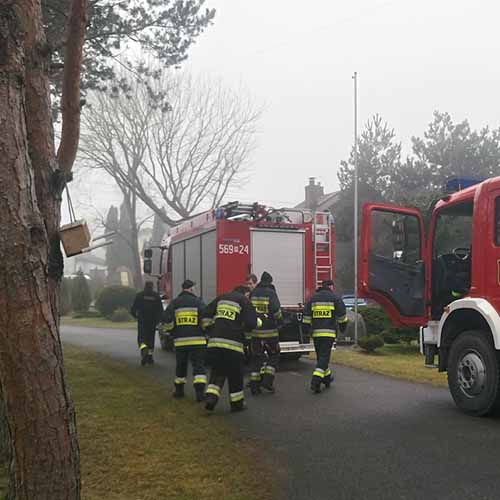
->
[163, 280, 208, 401]
[203, 286, 258, 413]
[130, 281, 163, 366]
[249, 272, 282, 395]
[302, 280, 348, 393]
[243, 274, 259, 361]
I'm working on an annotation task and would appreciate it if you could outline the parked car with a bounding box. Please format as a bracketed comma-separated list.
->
[342, 294, 367, 310]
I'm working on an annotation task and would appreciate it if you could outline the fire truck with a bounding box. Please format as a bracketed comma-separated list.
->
[149, 202, 335, 359]
[360, 177, 500, 416]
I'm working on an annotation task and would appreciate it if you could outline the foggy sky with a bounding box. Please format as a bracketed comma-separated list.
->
[73, 0, 500, 219]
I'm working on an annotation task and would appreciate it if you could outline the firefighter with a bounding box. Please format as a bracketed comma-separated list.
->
[243, 273, 259, 362]
[163, 280, 208, 401]
[249, 271, 282, 395]
[246, 273, 258, 291]
[303, 279, 348, 393]
[130, 281, 163, 366]
[203, 285, 258, 413]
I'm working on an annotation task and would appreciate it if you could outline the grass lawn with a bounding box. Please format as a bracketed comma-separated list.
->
[332, 343, 448, 388]
[0, 346, 274, 500]
[61, 316, 137, 330]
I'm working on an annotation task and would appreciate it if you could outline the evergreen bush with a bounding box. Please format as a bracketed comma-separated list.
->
[358, 335, 385, 353]
[71, 271, 92, 313]
[96, 286, 136, 317]
[109, 308, 134, 322]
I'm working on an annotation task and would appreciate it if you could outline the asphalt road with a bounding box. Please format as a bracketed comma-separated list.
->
[62, 325, 500, 500]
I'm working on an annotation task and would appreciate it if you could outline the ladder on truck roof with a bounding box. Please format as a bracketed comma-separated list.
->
[313, 212, 333, 289]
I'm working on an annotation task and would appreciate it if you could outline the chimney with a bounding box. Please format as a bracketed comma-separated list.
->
[305, 177, 324, 209]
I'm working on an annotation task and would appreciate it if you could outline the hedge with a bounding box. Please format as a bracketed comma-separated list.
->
[358, 306, 419, 344]
[358, 335, 385, 353]
[95, 286, 137, 317]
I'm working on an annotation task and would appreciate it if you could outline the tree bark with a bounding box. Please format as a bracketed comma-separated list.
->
[0, 394, 9, 466]
[0, 1, 82, 498]
[56, 0, 87, 173]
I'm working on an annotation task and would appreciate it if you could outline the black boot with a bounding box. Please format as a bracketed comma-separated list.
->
[323, 374, 333, 388]
[173, 383, 185, 399]
[250, 380, 262, 395]
[205, 393, 218, 412]
[230, 400, 247, 413]
[194, 384, 206, 402]
[310, 377, 322, 394]
[140, 344, 148, 366]
[261, 373, 275, 393]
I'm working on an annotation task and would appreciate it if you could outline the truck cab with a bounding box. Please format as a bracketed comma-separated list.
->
[360, 177, 500, 416]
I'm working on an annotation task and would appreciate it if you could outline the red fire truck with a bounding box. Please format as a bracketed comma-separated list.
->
[360, 177, 500, 416]
[151, 202, 335, 359]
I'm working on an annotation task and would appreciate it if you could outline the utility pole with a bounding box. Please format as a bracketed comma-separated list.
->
[353, 71, 359, 345]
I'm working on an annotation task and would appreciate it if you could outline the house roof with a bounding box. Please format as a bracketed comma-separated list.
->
[295, 191, 341, 211]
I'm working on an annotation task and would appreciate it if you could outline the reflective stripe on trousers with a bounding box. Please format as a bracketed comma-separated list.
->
[312, 330, 337, 339]
[230, 391, 244, 402]
[206, 384, 221, 397]
[193, 375, 208, 385]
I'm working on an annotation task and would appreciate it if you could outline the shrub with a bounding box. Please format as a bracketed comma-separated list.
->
[95, 286, 137, 317]
[357, 306, 392, 336]
[358, 334, 385, 353]
[59, 277, 73, 316]
[72, 310, 102, 319]
[109, 308, 134, 322]
[359, 307, 419, 344]
[71, 271, 92, 313]
[380, 329, 400, 344]
[399, 327, 419, 345]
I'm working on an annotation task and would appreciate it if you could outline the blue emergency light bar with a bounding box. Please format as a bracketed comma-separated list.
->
[443, 177, 484, 194]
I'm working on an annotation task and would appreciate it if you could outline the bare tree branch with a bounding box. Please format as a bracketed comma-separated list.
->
[79, 70, 260, 225]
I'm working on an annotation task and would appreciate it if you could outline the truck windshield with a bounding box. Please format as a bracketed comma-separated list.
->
[433, 201, 473, 257]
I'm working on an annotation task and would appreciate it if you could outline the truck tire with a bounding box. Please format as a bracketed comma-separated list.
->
[447, 330, 500, 416]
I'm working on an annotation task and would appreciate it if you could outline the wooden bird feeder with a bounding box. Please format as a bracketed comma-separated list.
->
[59, 220, 116, 257]
[59, 181, 115, 258]
[60, 220, 91, 257]
[59, 220, 114, 258]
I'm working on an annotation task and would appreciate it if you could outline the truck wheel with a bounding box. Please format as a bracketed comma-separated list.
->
[447, 330, 500, 416]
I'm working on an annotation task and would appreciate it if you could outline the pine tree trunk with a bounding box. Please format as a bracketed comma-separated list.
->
[0, 3, 81, 499]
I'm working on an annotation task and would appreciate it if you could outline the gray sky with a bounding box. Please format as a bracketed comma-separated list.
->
[185, 0, 500, 205]
[72, 0, 500, 220]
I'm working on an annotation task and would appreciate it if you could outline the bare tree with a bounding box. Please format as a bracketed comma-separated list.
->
[79, 71, 260, 225]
